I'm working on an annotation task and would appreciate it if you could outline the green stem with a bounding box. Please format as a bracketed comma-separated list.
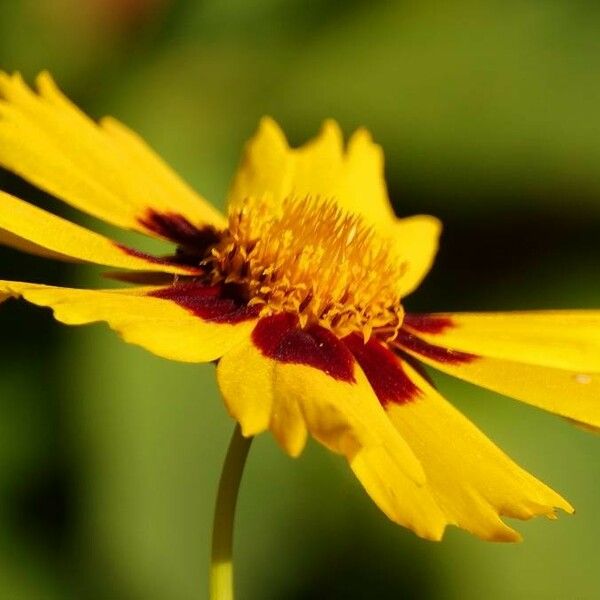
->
[210, 424, 252, 600]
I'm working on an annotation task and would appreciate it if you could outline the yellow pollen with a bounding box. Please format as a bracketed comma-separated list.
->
[206, 196, 407, 339]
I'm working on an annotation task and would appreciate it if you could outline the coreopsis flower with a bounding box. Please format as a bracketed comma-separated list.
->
[1, 72, 598, 543]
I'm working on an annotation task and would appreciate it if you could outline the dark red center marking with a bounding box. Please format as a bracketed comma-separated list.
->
[403, 314, 456, 334]
[252, 313, 355, 382]
[343, 334, 420, 407]
[395, 328, 477, 365]
[138, 209, 221, 250]
[116, 243, 201, 273]
[149, 282, 259, 324]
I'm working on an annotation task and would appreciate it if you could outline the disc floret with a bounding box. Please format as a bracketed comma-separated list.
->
[204, 196, 407, 340]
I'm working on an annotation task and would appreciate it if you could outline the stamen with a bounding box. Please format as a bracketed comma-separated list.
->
[204, 196, 407, 339]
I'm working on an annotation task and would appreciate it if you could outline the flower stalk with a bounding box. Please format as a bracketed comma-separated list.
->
[210, 424, 252, 600]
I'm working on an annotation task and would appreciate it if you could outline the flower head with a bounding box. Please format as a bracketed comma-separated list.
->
[1, 72, 598, 542]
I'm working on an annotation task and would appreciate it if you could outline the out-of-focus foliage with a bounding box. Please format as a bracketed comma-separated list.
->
[0, 1, 598, 598]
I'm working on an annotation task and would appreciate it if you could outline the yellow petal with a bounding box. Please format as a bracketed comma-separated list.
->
[217, 336, 308, 456]
[387, 215, 441, 297]
[397, 316, 600, 429]
[386, 359, 573, 542]
[229, 117, 440, 296]
[423, 355, 600, 428]
[217, 314, 425, 475]
[404, 311, 600, 371]
[349, 444, 446, 540]
[344, 128, 395, 224]
[0, 72, 225, 236]
[217, 314, 452, 540]
[230, 118, 391, 224]
[0, 191, 196, 274]
[0, 281, 256, 362]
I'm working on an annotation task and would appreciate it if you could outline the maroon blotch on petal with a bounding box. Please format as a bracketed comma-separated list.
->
[116, 243, 201, 273]
[149, 282, 259, 323]
[343, 334, 420, 407]
[104, 270, 177, 285]
[252, 313, 355, 382]
[395, 328, 477, 365]
[138, 209, 221, 250]
[403, 314, 456, 334]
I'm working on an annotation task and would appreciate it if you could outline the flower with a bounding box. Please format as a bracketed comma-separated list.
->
[0, 72, 598, 543]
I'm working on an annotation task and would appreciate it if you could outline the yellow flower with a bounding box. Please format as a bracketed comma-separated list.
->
[0, 72, 598, 543]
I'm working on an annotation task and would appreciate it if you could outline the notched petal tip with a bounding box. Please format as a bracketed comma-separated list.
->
[348, 126, 374, 144]
[346, 127, 384, 163]
[382, 358, 576, 542]
[271, 412, 308, 458]
[552, 494, 575, 515]
[491, 528, 523, 544]
[316, 118, 343, 147]
[229, 114, 403, 229]
[0, 71, 225, 235]
[35, 70, 55, 93]
[0, 69, 18, 83]
[256, 116, 288, 146]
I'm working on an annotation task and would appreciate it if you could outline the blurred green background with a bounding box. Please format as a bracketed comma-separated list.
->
[1, 1, 599, 598]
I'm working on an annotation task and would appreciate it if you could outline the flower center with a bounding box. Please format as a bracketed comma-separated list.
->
[205, 196, 407, 340]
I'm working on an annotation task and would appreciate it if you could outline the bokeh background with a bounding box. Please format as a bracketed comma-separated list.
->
[1, 1, 599, 598]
